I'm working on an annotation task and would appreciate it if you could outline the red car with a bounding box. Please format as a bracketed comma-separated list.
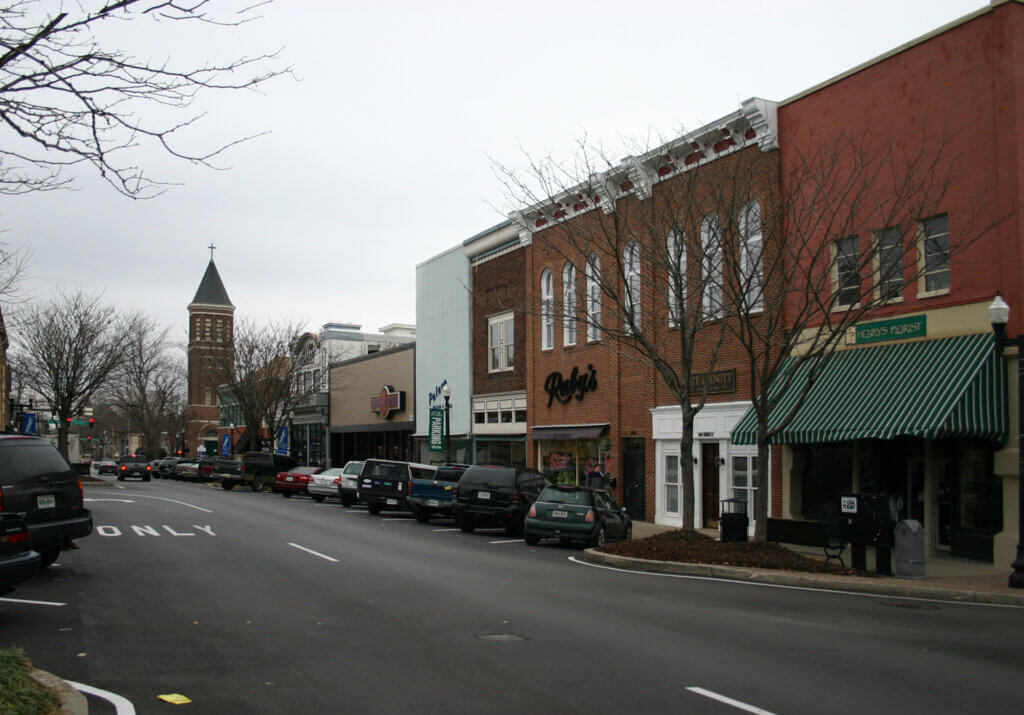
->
[275, 466, 323, 497]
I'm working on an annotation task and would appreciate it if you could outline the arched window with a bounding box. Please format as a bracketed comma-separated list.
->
[701, 214, 723, 319]
[739, 201, 763, 312]
[562, 263, 577, 347]
[667, 230, 686, 326]
[624, 242, 641, 333]
[541, 269, 554, 350]
[586, 253, 601, 342]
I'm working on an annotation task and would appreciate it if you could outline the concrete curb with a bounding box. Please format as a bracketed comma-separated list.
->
[581, 549, 1024, 607]
[30, 669, 88, 714]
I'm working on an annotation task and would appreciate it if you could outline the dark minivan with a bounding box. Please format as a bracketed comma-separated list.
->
[453, 465, 549, 536]
[0, 435, 93, 568]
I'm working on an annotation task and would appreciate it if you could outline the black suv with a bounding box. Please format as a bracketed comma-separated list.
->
[242, 452, 297, 492]
[0, 513, 40, 594]
[118, 453, 152, 481]
[453, 465, 549, 536]
[0, 435, 93, 568]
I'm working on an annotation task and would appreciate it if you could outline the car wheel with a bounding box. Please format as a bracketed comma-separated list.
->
[282, 492, 292, 498]
[143, 477, 151, 482]
[222, 480, 234, 491]
[559, 538, 571, 547]
[367, 502, 382, 515]
[39, 548, 60, 569]
[340, 495, 354, 508]
[251, 477, 267, 493]
[117, 476, 124, 482]
[459, 514, 476, 533]
[590, 525, 607, 549]
[312, 494, 326, 502]
[623, 524, 633, 542]
[524, 529, 540, 546]
[415, 509, 430, 524]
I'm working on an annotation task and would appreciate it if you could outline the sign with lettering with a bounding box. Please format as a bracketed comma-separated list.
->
[841, 496, 858, 514]
[428, 408, 445, 452]
[370, 385, 405, 419]
[544, 365, 598, 408]
[691, 369, 736, 395]
[850, 315, 927, 345]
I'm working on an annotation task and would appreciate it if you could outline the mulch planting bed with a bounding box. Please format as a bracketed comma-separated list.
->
[601, 528, 870, 576]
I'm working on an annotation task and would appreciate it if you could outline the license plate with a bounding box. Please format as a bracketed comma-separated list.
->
[427, 499, 439, 507]
[386, 498, 398, 505]
[552, 510, 568, 519]
[478, 491, 490, 500]
[37, 494, 56, 509]
[286, 476, 294, 482]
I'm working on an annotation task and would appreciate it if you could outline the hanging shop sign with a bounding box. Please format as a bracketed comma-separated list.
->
[370, 385, 405, 420]
[849, 315, 927, 345]
[428, 407, 446, 452]
[544, 364, 598, 408]
[690, 369, 736, 395]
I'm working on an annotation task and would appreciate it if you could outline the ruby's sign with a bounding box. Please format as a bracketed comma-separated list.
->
[370, 385, 405, 420]
[544, 365, 598, 407]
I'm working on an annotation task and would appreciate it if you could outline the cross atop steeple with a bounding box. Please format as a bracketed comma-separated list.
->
[208, 243, 216, 261]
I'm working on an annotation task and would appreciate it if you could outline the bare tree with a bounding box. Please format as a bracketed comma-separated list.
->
[104, 313, 186, 455]
[0, 0, 287, 198]
[8, 289, 127, 458]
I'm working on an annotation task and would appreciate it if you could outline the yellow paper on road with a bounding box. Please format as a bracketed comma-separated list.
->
[158, 693, 193, 705]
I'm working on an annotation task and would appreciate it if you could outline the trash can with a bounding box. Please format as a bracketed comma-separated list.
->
[894, 519, 926, 579]
[719, 498, 749, 543]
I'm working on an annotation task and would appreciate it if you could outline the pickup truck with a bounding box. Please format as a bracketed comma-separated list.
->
[215, 459, 244, 490]
[406, 464, 468, 523]
[117, 454, 152, 481]
[357, 459, 436, 515]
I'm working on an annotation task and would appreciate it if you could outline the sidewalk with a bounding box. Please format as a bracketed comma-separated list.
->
[609, 522, 1024, 607]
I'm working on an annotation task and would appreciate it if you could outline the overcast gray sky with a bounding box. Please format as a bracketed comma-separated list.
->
[5, 0, 984, 341]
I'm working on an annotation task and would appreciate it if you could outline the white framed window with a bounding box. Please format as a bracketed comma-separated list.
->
[586, 253, 601, 342]
[919, 214, 950, 296]
[664, 454, 681, 515]
[875, 227, 903, 302]
[739, 201, 764, 313]
[700, 214, 723, 319]
[730, 454, 758, 521]
[667, 230, 686, 327]
[541, 269, 554, 350]
[834, 235, 860, 308]
[488, 312, 514, 372]
[624, 242, 641, 333]
[562, 263, 577, 347]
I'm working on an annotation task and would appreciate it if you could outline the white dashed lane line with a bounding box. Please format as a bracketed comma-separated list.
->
[0, 596, 66, 607]
[686, 687, 774, 714]
[488, 539, 522, 545]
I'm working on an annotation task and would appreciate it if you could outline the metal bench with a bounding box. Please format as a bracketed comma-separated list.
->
[766, 517, 848, 567]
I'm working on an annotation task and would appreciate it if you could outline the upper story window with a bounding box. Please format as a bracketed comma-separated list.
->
[920, 214, 950, 296]
[700, 215, 723, 320]
[488, 311, 514, 372]
[667, 230, 686, 327]
[562, 263, 577, 347]
[586, 253, 601, 342]
[739, 201, 764, 313]
[834, 235, 860, 308]
[541, 269, 554, 350]
[875, 227, 903, 302]
[624, 242, 641, 333]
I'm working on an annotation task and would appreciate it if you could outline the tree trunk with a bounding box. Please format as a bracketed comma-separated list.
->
[680, 403, 696, 531]
[57, 423, 69, 459]
[753, 433, 771, 542]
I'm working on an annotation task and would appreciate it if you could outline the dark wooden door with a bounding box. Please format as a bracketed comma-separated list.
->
[622, 438, 646, 521]
[702, 442, 720, 528]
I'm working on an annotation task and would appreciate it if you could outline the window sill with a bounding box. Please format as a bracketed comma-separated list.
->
[917, 288, 950, 300]
[830, 303, 860, 313]
[487, 367, 514, 374]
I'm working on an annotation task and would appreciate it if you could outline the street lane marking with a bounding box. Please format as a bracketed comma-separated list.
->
[382, 517, 414, 522]
[687, 687, 774, 714]
[68, 681, 136, 715]
[433, 528, 460, 532]
[567, 558, 1024, 609]
[0, 596, 66, 607]
[84, 498, 136, 503]
[288, 543, 338, 562]
[96, 525, 215, 537]
[112, 493, 213, 513]
[489, 539, 522, 544]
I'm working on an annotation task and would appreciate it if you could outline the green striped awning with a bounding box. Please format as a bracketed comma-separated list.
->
[731, 333, 1007, 445]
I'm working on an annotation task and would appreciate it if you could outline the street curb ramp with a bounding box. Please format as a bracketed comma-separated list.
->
[581, 549, 1024, 607]
[30, 669, 88, 714]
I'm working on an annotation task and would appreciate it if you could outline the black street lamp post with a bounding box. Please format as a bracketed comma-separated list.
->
[988, 293, 1024, 588]
[442, 384, 452, 465]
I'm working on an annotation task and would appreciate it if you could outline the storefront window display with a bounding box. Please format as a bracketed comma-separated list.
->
[475, 439, 525, 468]
[538, 438, 612, 485]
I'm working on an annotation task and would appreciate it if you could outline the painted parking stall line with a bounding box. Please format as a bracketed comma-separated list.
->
[288, 543, 338, 562]
[686, 687, 774, 715]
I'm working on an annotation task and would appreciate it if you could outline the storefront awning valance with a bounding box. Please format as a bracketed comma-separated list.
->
[531, 424, 609, 441]
[731, 333, 1007, 445]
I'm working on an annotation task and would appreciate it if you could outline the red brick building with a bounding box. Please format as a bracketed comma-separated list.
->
[186, 259, 234, 457]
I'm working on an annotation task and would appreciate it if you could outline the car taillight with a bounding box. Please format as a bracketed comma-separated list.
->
[452, 486, 458, 499]
[408, 480, 413, 494]
[528, 504, 536, 518]
[120, 465, 126, 471]
[0, 490, 4, 510]
[511, 491, 520, 502]
[585, 509, 594, 523]
[333, 477, 341, 485]
[0, 530, 29, 545]
[146, 466, 152, 471]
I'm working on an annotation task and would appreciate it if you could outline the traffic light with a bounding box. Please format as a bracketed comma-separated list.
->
[86, 435, 92, 442]
[88, 418, 95, 429]
[65, 417, 72, 426]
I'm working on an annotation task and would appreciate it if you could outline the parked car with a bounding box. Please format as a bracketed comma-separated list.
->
[0, 434, 93, 568]
[0, 513, 40, 595]
[406, 463, 468, 523]
[118, 454, 152, 481]
[357, 459, 436, 515]
[156, 457, 182, 478]
[174, 459, 199, 481]
[196, 457, 217, 482]
[240, 452, 298, 492]
[335, 460, 364, 507]
[214, 459, 243, 489]
[523, 485, 632, 548]
[453, 465, 549, 536]
[95, 459, 118, 476]
[308, 467, 345, 502]
[275, 466, 324, 497]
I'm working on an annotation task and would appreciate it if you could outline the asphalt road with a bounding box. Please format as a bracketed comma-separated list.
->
[1, 477, 1021, 714]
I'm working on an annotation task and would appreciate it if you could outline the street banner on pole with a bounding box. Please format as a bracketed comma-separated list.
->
[429, 408, 445, 452]
[22, 412, 37, 435]
[220, 433, 231, 456]
[276, 427, 289, 455]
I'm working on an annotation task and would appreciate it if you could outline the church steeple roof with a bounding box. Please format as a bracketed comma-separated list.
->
[189, 260, 233, 308]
